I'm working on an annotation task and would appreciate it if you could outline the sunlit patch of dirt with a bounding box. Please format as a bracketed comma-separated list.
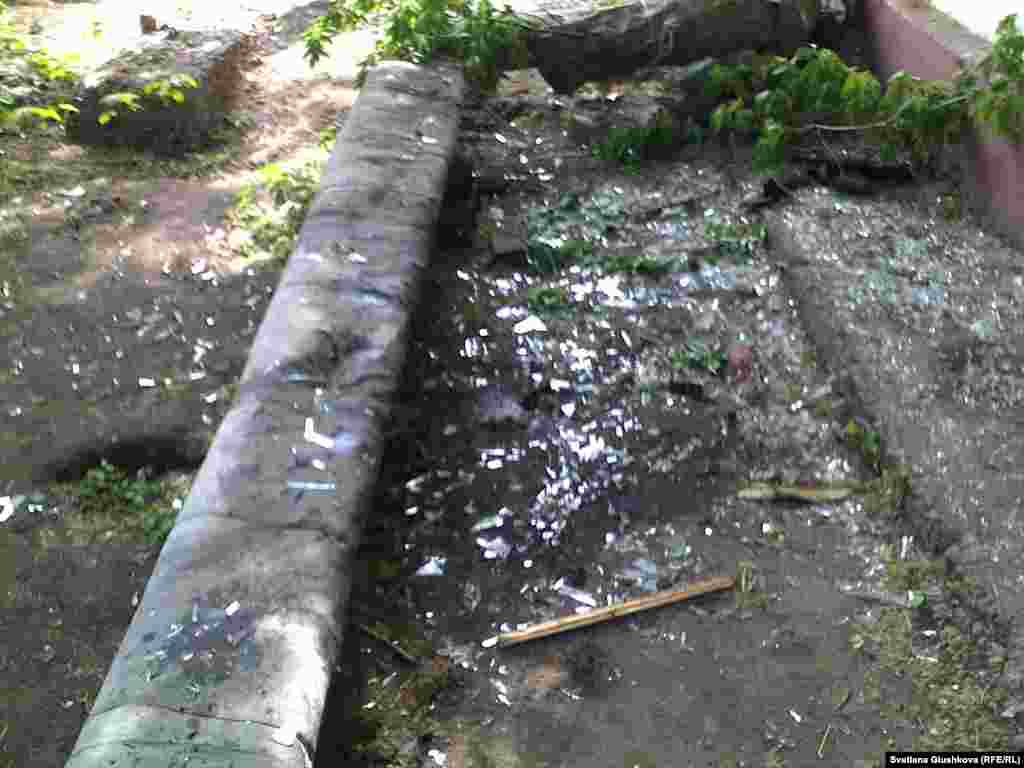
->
[48, 144, 86, 163]
[238, 74, 358, 169]
[84, 179, 241, 283]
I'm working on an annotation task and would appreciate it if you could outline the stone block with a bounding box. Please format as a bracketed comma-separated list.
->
[67, 28, 251, 157]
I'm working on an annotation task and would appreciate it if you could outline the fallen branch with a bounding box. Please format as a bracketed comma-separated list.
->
[483, 575, 735, 649]
[738, 481, 860, 503]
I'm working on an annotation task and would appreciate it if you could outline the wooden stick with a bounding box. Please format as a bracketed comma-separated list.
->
[487, 575, 735, 649]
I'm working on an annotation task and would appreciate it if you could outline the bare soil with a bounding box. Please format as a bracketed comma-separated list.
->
[0, 3, 358, 763]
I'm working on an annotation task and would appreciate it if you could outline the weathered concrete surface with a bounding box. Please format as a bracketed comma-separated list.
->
[514, 0, 839, 94]
[67, 28, 253, 156]
[64, 60, 465, 768]
[765, 195, 1024, 702]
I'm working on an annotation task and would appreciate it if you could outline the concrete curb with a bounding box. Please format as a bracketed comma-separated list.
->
[64, 60, 466, 768]
[861, 0, 1024, 248]
[764, 206, 1024, 701]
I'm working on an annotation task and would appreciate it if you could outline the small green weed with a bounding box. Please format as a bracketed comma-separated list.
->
[672, 338, 727, 375]
[705, 215, 766, 263]
[525, 191, 626, 274]
[851, 611, 1009, 751]
[230, 154, 327, 263]
[77, 460, 178, 547]
[601, 252, 676, 276]
[526, 285, 571, 314]
[304, 0, 534, 93]
[883, 555, 945, 593]
[592, 113, 677, 172]
[845, 419, 882, 468]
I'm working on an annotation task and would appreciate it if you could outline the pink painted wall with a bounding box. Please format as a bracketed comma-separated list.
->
[861, 0, 1024, 246]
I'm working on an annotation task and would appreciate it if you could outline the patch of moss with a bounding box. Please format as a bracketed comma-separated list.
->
[853, 609, 1009, 751]
[862, 465, 912, 518]
[884, 557, 945, 593]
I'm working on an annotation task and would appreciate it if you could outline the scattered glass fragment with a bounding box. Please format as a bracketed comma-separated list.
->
[405, 506, 419, 516]
[513, 316, 547, 334]
[286, 370, 328, 385]
[304, 418, 335, 450]
[443, 425, 458, 436]
[225, 601, 240, 617]
[494, 133, 507, 144]
[428, 749, 448, 767]
[0, 496, 16, 523]
[189, 371, 206, 381]
[203, 393, 218, 404]
[138, 378, 156, 388]
[477, 536, 512, 560]
[287, 480, 336, 494]
[471, 514, 504, 532]
[416, 556, 447, 576]
[421, 135, 439, 145]
[554, 581, 597, 607]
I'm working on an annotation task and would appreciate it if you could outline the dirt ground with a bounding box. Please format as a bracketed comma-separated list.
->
[0, 3, 358, 763]
[1, 1, 1021, 766]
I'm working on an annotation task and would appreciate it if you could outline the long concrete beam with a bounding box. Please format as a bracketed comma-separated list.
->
[64, 60, 466, 768]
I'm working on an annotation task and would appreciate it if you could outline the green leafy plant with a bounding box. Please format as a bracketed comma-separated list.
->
[706, 15, 1024, 174]
[98, 74, 200, 125]
[600, 251, 676, 276]
[592, 111, 678, 172]
[526, 284, 571, 314]
[230, 154, 327, 263]
[845, 419, 882, 468]
[77, 460, 177, 547]
[672, 338, 727, 374]
[705, 216, 766, 262]
[526, 192, 612, 274]
[304, 0, 535, 92]
[0, 4, 200, 131]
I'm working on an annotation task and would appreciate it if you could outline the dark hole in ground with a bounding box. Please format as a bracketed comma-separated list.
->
[48, 434, 208, 483]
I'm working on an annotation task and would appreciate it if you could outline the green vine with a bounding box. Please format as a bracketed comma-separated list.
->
[706, 14, 1024, 173]
[303, 0, 536, 92]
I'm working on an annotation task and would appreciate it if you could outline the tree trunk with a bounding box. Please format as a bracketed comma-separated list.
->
[514, 0, 840, 94]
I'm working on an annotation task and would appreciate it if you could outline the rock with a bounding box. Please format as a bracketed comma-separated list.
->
[473, 385, 529, 429]
[67, 29, 252, 157]
[727, 343, 754, 384]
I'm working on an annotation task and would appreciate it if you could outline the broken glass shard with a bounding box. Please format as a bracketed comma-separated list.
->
[416, 556, 447, 576]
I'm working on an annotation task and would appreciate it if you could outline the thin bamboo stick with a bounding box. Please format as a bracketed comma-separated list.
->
[485, 575, 735, 649]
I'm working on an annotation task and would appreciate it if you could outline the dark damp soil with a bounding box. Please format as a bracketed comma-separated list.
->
[1, 3, 1019, 766]
[0, 1, 359, 763]
[312, 77, 1016, 768]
